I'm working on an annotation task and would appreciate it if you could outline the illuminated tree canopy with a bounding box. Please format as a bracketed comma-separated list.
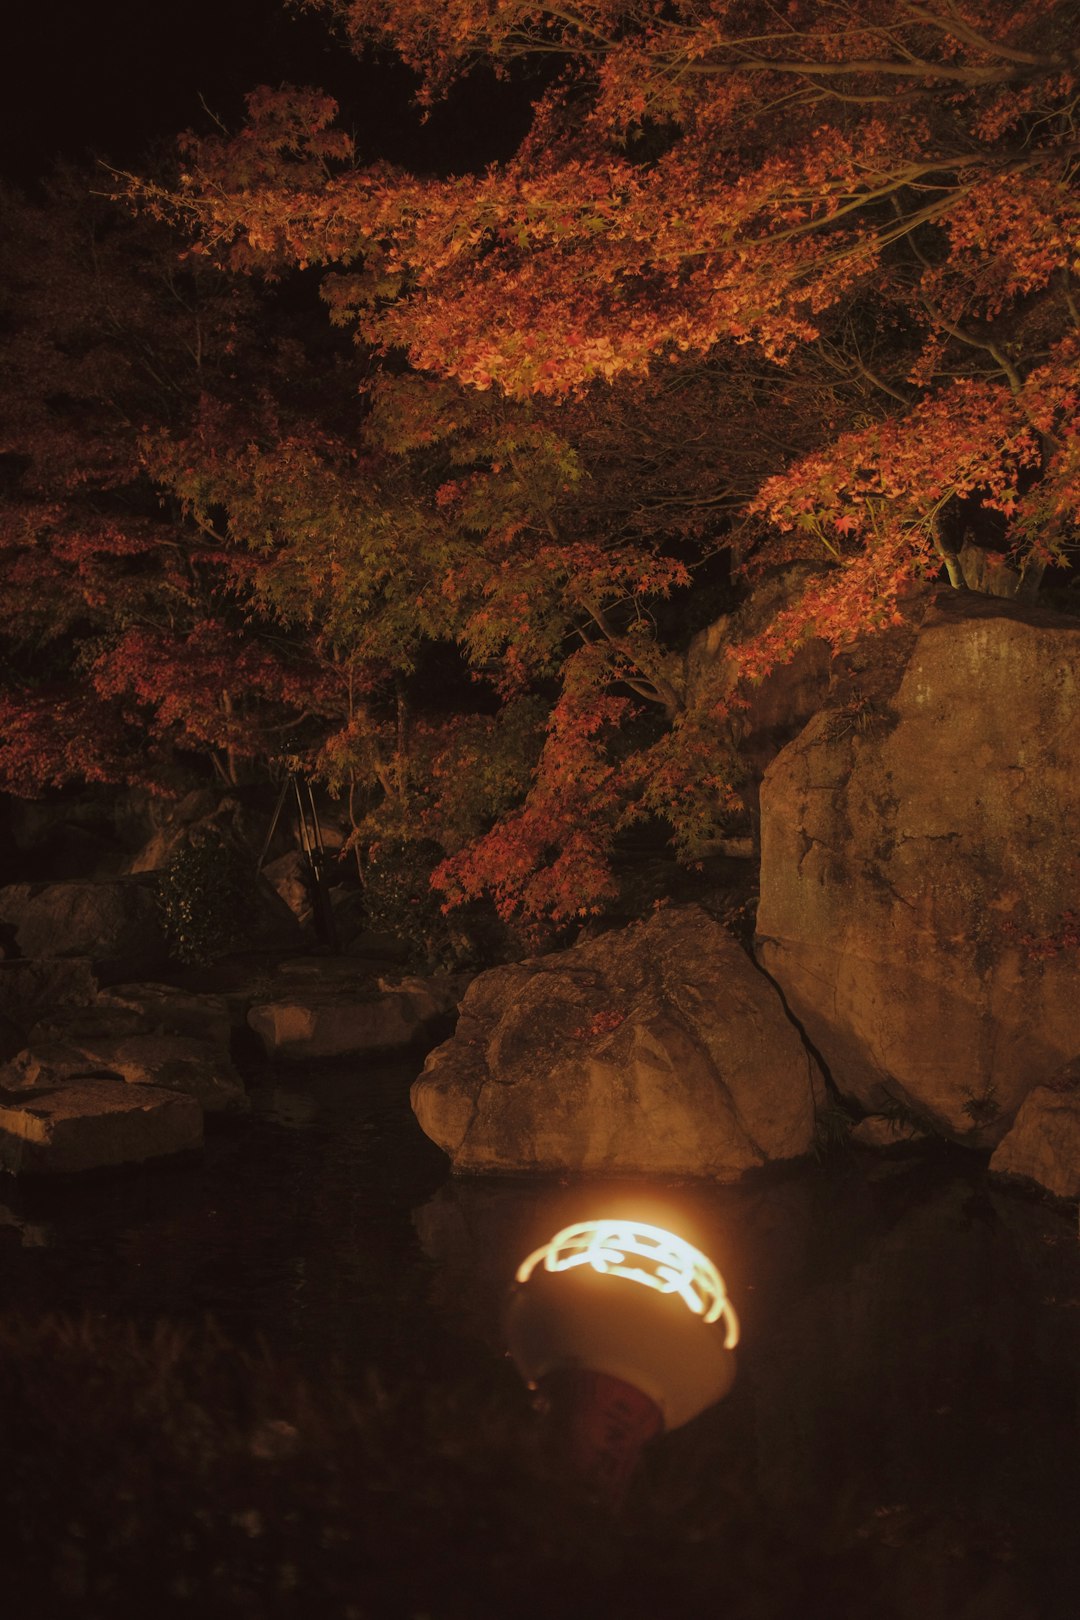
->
[3, 2, 1076, 927]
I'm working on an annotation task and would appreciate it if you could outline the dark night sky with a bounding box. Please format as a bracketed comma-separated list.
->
[2, 0, 537, 187]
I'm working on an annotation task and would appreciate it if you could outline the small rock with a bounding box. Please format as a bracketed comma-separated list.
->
[249, 1419, 299, 1461]
[850, 1115, 927, 1149]
[261, 852, 314, 925]
[0, 1202, 51, 1247]
[990, 1085, 1080, 1200]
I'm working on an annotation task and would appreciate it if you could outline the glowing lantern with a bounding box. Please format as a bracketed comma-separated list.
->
[506, 1219, 739, 1501]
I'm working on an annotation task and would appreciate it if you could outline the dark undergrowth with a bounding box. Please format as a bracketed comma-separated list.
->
[1, 1310, 1064, 1620]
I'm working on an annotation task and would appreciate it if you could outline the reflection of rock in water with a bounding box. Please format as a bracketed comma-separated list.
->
[745, 1173, 1080, 1610]
[414, 1167, 932, 1353]
[250, 1087, 319, 1129]
[411, 1170, 826, 1371]
[413, 1163, 1079, 1615]
[413, 1163, 868, 1335]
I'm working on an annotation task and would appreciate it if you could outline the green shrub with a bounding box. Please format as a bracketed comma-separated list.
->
[155, 830, 257, 965]
[362, 837, 454, 965]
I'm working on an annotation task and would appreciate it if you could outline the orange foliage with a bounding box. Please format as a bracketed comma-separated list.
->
[15, 3, 1079, 922]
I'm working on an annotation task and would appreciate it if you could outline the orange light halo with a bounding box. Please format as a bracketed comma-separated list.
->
[515, 1219, 740, 1349]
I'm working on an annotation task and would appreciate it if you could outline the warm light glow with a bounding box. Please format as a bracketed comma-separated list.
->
[515, 1220, 739, 1349]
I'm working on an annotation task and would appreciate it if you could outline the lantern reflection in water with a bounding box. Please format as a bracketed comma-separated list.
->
[506, 1218, 740, 1502]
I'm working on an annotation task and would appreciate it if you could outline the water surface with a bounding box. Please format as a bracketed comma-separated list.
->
[1, 1058, 1077, 1618]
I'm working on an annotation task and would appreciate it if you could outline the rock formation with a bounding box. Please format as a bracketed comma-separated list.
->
[412, 904, 822, 1176]
[0, 877, 168, 976]
[990, 1076, 1080, 1199]
[0, 1078, 202, 1174]
[247, 972, 466, 1060]
[756, 592, 1080, 1146]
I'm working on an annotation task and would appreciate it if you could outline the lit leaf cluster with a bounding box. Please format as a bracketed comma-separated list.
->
[56, 3, 1080, 919]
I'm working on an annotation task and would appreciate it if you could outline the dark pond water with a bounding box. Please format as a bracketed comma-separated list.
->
[1, 1057, 1078, 1618]
[0, 1061, 455, 1384]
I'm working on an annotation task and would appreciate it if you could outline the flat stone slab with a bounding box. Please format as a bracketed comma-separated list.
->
[70, 1034, 249, 1116]
[7, 1028, 248, 1117]
[0, 1078, 202, 1174]
[95, 984, 233, 1049]
[247, 975, 465, 1060]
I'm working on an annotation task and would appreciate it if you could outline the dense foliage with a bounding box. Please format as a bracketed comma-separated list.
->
[2, 2, 1077, 925]
[155, 828, 260, 964]
[0, 177, 330, 796]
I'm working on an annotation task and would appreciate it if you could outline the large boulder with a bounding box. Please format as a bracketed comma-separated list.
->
[1, 878, 168, 974]
[123, 788, 232, 874]
[412, 904, 822, 1177]
[4, 792, 133, 882]
[0, 1077, 202, 1174]
[756, 592, 1080, 1143]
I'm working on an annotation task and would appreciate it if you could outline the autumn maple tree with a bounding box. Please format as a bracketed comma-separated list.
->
[0, 175, 343, 799]
[35, 1, 1080, 922]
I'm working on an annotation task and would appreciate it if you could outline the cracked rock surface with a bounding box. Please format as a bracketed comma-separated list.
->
[412, 903, 822, 1177]
[756, 592, 1080, 1144]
